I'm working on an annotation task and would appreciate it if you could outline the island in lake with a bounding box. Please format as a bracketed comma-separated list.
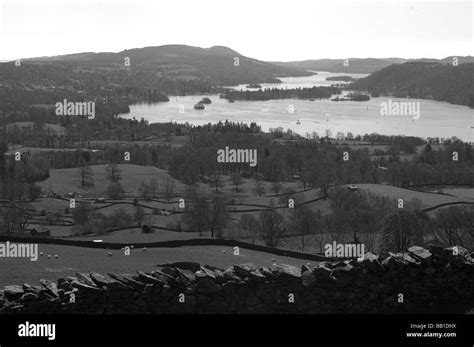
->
[326, 76, 356, 82]
[331, 92, 370, 101]
[246, 83, 263, 89]
[199, 97, 212, 104]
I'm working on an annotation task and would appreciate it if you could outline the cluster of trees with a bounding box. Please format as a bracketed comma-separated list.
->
[380, 206, 474, 252]
[432, 206, 474, 250]
[181, 194, 228, 238]
[71, 204, 137, 236]
[0, 142, 45, 234]
[30, 129, 471, 194]
[351, 62, 474, 108]
[389, 142, 474, 187]
[190, 120, 261, 134]
[138, 176, 175, 202]
[195, 187, 473, 253]
[272, 188, 422, 252]
[67, 177, 473, 252]
[0, 62, 214, 114]
[72, 147, 126, 198]
[2, 117, 264, 150]
[0, 142, 46, 202]
[0, 201, 33, 234]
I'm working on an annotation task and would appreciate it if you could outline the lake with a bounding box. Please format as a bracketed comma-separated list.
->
[120, 72, 473, 141]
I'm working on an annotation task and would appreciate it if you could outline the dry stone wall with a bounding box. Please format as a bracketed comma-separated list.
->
[1, 245, 473, 314]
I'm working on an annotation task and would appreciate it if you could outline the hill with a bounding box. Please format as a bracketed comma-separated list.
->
[273, 56, 474, 74]
[350, 62, 474, 107]
[24, 45, 313, 86]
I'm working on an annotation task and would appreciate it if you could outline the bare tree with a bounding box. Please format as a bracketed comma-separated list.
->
[105, 163, 122, 183]
[76, 163, 94, 188]
[1, 201, 33, 234]
[380, 210, 424, 253]
[209, 172, 224, 193]
[134, 206, 146, 227]
[239, 214, 258, 244]
[256, 200, 286, 247]
[149, 178, 158, 198]
[254, 179, 265, 197]
[231, 170, 243, 192]
[139, 182, 151, 199]
[182, 194, 228, 238]
[433, 206, 474, 249]
[163, 176, 176, 203]
[271, 181, 283, 196]
[106, 182, 125, 199]
[290, 206, 320, 252]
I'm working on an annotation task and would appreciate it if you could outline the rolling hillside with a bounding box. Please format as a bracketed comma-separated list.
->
[350, 62, 474, 107]
[24, 45, 313, 86]
[274, 56, 474, 74]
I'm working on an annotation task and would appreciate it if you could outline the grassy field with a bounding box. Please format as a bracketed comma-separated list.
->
[356, 183, 469, 208]
[39, 163, 314, 199]
[28, 164, 474, 243]
[0, 244, 319, 286]
[429, 187, 474, 200]
[73, 228, 208, 242]
[20, 163, 473, 262]
[31, 164, 327, 238]
[38, 164, 188, 197]
[3, 164, 472, 287]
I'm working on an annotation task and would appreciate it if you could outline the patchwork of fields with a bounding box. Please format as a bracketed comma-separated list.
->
[3, 163, 472, 287]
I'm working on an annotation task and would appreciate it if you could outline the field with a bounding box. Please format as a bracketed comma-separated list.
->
[0, 244, 319, 286]
[427, 187, 474, 201]
[30, 163, 331, 239]
[74, 228, 208, 242]
[28, 164, 474, 245]
[355, 184, 470, 208]
[38, 164, 188, 197]
[4, 162, 471, 286]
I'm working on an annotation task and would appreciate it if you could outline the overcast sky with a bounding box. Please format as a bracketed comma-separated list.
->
[0, 0, 472, 61]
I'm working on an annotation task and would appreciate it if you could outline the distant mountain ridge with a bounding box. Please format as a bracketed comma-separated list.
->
[24, 45, 313, 86]
[274, 56, 474, 74]
[18, 46, 474, 78]
[350, 62, 474, 107]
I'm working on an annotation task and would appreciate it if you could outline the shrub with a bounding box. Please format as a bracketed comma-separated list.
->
[28, 184, 42, 201]
[380, 210, 424, 253]
[107, 208, 133, 229]
[106, 182, 125, 199]
[142, 225, 152, 233]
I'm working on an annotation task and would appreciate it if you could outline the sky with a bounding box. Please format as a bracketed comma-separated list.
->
[0, 0, 472, 61]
